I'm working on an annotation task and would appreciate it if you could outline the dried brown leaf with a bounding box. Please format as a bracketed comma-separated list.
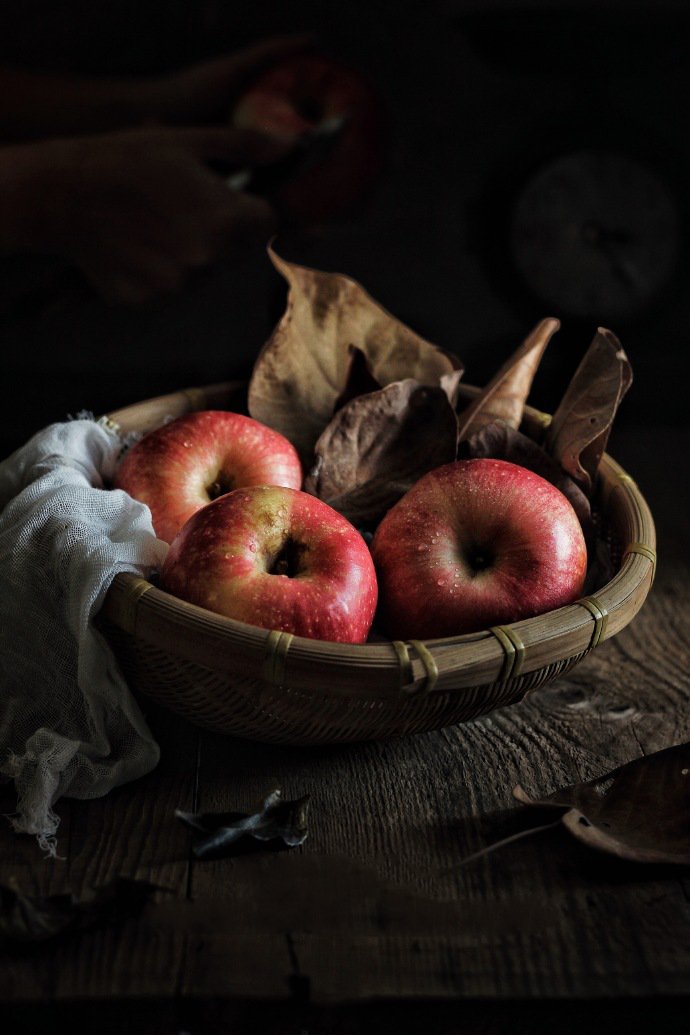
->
[248, 247, 460, 461]
[323, 477, 415, 528]
[546, 328, 633, 495]
[456, 318, 560, 441]
[304, 379, 458, 526]
[440, 369, 465, 409]
[333, 346, 382, 412]
[514, 742, 690, 865]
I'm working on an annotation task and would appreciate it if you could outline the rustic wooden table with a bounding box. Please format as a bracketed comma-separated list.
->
[2, 426, 689, 1034]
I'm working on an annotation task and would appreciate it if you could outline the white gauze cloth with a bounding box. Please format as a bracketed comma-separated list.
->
[0, 418, 168, 854]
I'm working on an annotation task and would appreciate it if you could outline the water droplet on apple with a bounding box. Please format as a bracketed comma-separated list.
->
[182, 440, 192, 448]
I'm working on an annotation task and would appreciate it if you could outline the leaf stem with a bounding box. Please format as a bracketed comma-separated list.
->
[443, 818, 564, 874]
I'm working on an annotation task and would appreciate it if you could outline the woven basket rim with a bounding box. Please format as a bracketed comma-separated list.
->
[101, 381, 656, 698]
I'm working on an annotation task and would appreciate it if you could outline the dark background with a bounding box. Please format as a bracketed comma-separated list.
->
[2, 0, 690, 458]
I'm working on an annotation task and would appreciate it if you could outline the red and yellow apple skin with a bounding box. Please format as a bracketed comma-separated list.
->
[159, 486, 378, 644]
[371, 459, 588, 639]
[232, 53, 384, 221]
[113, 411, 302, 545]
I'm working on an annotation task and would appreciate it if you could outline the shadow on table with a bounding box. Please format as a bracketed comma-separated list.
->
[6, 995, 690, 1034]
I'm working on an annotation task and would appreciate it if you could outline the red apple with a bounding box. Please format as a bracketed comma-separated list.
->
[371, 459, 588, 639]
[114, 411, 302, 544]
[232, 53, 384, 221]
[160, 485, 378, 643]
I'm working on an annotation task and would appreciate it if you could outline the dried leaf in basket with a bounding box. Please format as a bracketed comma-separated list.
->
[248, 246, 460, 462]
[456, 318, 560, 442]
[546, 328, 633, 495]
[304, 375, 461, 526]
[441, 369, 465, 410]
[0, 877, 158, 944]
[461, 420, 594, 542]
[334, 345, 382, 412]
[176, 788, 310, 859]
[514, 742, 690, 865]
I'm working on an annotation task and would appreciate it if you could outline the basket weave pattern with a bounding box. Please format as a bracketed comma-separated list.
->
[99, 382, 656, 745]
[102, 621, 592, 744]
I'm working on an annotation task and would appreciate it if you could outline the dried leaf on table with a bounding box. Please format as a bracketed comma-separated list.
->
[0, 877, 158, 944]
[514, 742, 690, 865]
[248, 247, 460, 462]
[546, 328, 633, 495]
[461, 420, 594, 542]
[456, 318, 560, 442]
[176, 788, 310, 859]
[304, 378, 459, 526]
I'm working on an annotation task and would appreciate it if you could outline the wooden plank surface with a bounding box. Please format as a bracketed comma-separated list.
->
[1, 428, 689, 1019]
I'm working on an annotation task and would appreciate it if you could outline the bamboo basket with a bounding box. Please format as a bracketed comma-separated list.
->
[98, 381, 656, 745]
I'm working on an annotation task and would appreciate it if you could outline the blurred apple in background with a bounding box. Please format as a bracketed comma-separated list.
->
[114, 411, 302, 544]
[232, 52, 384, 221]
[160, 485, 378, 643]
[372, 459, 588, 639]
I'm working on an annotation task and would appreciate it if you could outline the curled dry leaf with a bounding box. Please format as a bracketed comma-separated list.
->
[440, 369, 465, 410]
[333, 345, 382, 412]
[456, 318, 560, 442]
[176, 788, 310, 859]
[546, 328, 633, 495]
[304, 377, 461, 527]
[248, 247, 460, 462]
[514, 742, 690, 865]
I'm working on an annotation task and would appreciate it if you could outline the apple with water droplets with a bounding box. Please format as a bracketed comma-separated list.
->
[371, 459, 587, 639]
[159, 485, 378, 643]
[113, 410, 302, 544]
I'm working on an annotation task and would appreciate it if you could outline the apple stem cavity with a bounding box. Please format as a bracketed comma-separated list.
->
[269, 537, 306, 579]
[206, 472, 235, 501]
[466, 546, 494, 574]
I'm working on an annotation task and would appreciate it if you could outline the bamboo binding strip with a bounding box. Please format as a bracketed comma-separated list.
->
[490, 625, 526, 682]
[577, 597, 609, 650]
